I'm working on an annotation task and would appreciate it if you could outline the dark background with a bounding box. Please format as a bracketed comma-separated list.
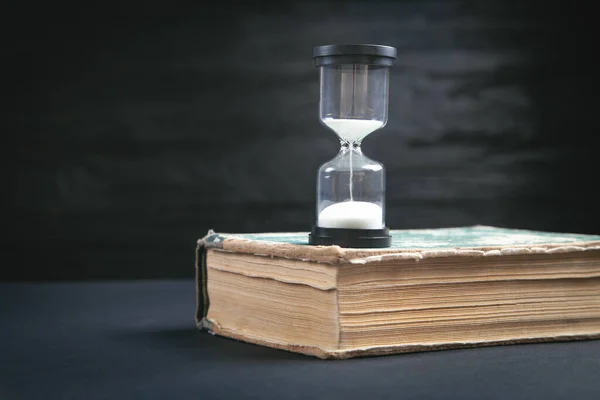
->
[4, 1, 598, 281]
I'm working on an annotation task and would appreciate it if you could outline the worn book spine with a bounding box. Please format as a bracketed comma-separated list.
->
[196, 231, 219, 332]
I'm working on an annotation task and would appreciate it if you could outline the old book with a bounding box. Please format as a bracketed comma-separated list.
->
[195, 226, 600, 359]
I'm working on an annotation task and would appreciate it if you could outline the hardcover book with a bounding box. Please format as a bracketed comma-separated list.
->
[196, 226, 600, 359]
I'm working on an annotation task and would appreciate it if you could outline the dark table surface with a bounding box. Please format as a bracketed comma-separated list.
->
[1, 281, 599, 399]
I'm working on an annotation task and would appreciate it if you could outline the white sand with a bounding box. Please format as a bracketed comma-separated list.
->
[318, 201, 383, 229]
[322, 118, 383, 143]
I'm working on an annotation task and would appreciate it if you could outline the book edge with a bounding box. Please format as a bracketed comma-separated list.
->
[219, 235, 600, 265]
[203, 319, 600, 359]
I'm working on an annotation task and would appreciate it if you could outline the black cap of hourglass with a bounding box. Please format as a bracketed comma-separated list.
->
[313, 44, 397, 67]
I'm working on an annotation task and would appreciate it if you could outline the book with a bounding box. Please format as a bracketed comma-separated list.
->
[195, 226, 600, 359]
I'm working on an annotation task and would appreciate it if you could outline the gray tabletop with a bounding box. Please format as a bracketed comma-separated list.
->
[1, 281, 599, 399]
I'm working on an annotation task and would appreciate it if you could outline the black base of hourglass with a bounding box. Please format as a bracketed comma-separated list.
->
[309, 226, 392, 248]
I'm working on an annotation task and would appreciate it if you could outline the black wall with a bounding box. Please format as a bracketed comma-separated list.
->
[5, 1, 598, 281]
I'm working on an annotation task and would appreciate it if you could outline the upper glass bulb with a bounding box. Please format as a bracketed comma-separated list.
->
[316, 44, 396, 144]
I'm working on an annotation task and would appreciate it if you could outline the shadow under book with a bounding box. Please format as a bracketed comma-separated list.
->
[195, 226, 600, 359]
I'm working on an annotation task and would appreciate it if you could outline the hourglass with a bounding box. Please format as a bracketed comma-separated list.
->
[309, 44, 396, 248]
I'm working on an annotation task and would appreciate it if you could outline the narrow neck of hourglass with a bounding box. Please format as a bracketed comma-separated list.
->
[340, 141, 363, 154]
